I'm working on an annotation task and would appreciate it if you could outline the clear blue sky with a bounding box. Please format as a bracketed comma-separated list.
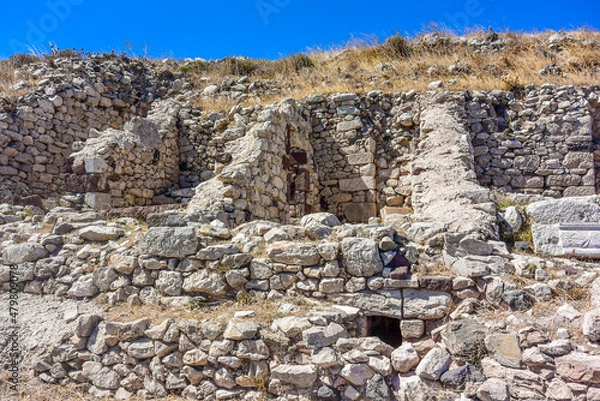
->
[1, 0, 599, 60]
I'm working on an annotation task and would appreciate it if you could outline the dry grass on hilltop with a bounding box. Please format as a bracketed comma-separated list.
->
[1, 28, 599, 109]
[183, 28, 600, 109]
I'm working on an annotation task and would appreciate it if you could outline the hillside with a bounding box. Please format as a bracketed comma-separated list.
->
[1, 29, 600, 401]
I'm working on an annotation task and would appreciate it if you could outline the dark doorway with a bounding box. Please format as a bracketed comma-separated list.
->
[367, 316, 402, 347]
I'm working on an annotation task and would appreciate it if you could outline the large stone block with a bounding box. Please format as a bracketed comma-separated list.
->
[403, 289, 452, 320]
[140, 227, 198, 258]
[341, 238, 383, 277]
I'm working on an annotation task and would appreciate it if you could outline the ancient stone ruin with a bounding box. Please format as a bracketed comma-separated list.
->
[2, 54, 600, 401]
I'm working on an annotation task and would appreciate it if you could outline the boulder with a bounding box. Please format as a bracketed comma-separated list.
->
[583, 309, 600, 342]
[441, 319, 487, 360]
[440, 364, 485, 389]
[391, 343, 420, 373]
[485, 332, 522, 368]
[477, 378, 509, 401]
[340, 363, 375, 386]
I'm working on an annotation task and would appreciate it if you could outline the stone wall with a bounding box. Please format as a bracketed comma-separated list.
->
[470, 85, 599, 197]
[307, 92, 418, 223]
[187, 100, 319, 226]
[67, 100, 181, 208]
[0, 57, 182, 202]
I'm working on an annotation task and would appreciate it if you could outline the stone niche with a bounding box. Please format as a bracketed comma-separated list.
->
[364, 315, 403, 348]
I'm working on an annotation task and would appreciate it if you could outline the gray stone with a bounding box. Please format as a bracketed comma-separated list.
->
[441, 319, 487, 360]
[583, 309, 600, 342]
[502, 206, 523, 233]
[128, 339, 156, 359]
[300, 212, 341, 228]
[302, 322, 347, 348]
[485, 332, 522, 368]
[156, 271, 183, 296]
[223, 321, 258, 340]
[79, 226, 124, 242]
[452, 258, 491, 277]
[415, 347, 451, 381]
[76, 314, 102, 337]
[271, 364, 317, 388]
[340, 363, 375, 386]
[68, 274, 99, 297]
[92, 367, 120, 390]
[403, 289, 452, 319]
[2, 243, 48, 264]
[440, 364, 485, 389]
[182, 270, 227, 296]
[140, 227, 198, 258]
[342, 238, 383, 277]
[502, 290, 534, 311]
[391, 343, 420, 373]
[267, 242, 321, 265]
[477, 378, 510, 401]
[526, 196, 600, 225]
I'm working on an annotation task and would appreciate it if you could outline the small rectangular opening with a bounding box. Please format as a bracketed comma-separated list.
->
[366, 315, 402, 347]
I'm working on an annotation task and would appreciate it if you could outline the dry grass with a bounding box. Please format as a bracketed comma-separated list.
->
[181, 28, 600, 111]
[0, 58, 36, 100]
[103, 294, 318, 327]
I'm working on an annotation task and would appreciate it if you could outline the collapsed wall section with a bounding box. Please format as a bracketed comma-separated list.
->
[0, 57, 182, 202]
[187, 99, 318, 225]
[67, 100, 181, 208]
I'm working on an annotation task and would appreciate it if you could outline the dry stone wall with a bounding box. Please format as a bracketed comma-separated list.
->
[67, 100, 181, 208]
[0, 57, 183, 202]
[470, 85, 599, 197]
[307, 92, 418, 223]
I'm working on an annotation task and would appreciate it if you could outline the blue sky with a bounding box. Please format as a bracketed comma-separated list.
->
[1, 0, 599, 60]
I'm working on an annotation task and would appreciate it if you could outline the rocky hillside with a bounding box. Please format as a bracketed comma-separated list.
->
[2, 29, 600, 401]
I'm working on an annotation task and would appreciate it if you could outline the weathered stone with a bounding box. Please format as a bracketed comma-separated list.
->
[302, 322, 347, 348]
[127, 339, 156, 359]
[403, 289, 451, 319]
[156, 271, 182, 296]
[2, 243, 48, 264]
[271, 364, 317, 388]
[440, 364, 485, 389]
[342, 238, 383, 277]
[452, 258, 491, 277]
[182, 270, 227, 296]
[391, 343, 420, 373]
[415, 347, 451, 381]
[477, 378, 509, 401]
[441, 319, 487, 360]
[485, 332, 522, 368]
[583, 308, 600, 342]
[340, 363, 375, 386]
[502, 290, 534, 311]
[267, 242, 320, 265]
[223, 321, 258, 340]
[140, 227, 198, 258]
[92, 367, 120, 390]
[79, 226, 124, 242]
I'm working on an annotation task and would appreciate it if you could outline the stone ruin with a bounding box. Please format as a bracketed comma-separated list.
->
[3, 57, 600, 401]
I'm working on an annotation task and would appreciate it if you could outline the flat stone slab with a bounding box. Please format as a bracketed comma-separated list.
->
[560, 223, 600, 258]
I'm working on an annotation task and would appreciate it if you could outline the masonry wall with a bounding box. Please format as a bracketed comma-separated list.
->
[470, 85, 599, 197]
[0, 57, 181, 202]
